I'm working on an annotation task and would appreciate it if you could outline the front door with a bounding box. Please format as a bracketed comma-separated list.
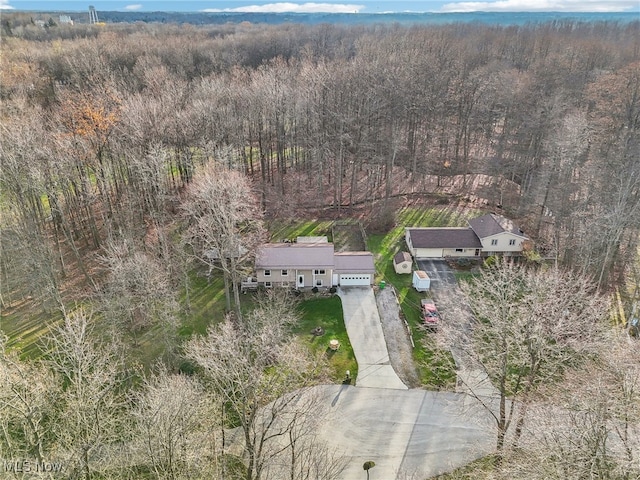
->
[297, 275, 304, 288]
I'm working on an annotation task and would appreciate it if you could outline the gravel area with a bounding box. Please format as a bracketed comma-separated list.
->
[375, 286, 421, 388]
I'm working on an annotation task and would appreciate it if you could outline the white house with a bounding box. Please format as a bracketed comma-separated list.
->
[468, 214, 529, 256]
[405, 213, 528, 259]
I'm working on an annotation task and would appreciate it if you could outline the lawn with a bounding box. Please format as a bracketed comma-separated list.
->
[266, 219, 334, 243]
[367, 205, 474, 389]
[296, 295, 357, 382]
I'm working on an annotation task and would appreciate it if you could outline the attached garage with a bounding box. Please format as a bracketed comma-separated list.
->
[405, 228, 482, 260]
[333, 252, 375, 287]
[413, 248, 445, 258]
[339, 274, 372, 286]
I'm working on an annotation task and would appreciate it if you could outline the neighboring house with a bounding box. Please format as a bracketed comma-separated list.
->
[405, 228, 482, 259]
[254, 239, 374, 288]
[468, 214, 528, 256]
[405, 213, 528, 259]
[393, 251, 413, 274]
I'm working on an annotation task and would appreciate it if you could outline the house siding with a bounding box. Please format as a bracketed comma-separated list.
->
[480, 233, 526, 254]
[442, 248, 480, 257]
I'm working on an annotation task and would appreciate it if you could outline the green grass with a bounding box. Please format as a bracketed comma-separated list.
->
[366, 205, 471, 389]
[296, 296, 357, 382]
[266, 219, 334, 243]
[1, 306, 62, 359]
[178, 272, 228, 338]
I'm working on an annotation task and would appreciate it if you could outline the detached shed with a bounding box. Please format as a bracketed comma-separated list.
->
[393, 251, 413, 274]
[412, 270, 431, 292]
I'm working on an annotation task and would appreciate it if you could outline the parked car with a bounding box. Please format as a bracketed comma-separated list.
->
[421, 298, 439, 330]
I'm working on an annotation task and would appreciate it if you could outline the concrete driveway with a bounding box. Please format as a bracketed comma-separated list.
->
[416, 259, 457, 289]
[337, 287, 407, 390]
[416, 259, 499, 398]
[314, 384, 495, 479]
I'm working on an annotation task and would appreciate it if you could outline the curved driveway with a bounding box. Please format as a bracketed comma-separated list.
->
[332, 284, 497, 478]
[314, 384, 495, 479]
[337, 287, 407, 389]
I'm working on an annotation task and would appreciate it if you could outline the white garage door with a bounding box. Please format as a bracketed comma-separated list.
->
[339, 274, 371, 286]
[415, 248, 445, 259]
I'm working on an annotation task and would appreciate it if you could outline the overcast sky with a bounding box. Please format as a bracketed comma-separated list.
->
[2, 0, 639, 12]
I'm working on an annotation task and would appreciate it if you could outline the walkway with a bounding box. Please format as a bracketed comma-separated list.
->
[338, 287, 407, 389]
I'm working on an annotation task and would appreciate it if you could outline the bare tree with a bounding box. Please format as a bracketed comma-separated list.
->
[46, 308, 129, 479]
[438, 260, 609, 454]
[0, 335, 58, 466]
[490, 332, 640, 480]
[186, 290, 331, 480]
[181, 160, 264, 320]
[99, 240, 179, 350]
[131, 367, 219, 480]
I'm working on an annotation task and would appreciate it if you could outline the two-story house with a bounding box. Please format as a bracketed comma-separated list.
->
[405, 213, 529, 259]
[254, 238, 375, 288]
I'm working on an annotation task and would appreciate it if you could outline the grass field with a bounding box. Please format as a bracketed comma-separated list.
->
[266, 219, 334, 242]
[296, 295, 357, 382]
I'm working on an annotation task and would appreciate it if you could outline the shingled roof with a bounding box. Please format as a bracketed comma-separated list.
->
[468, 214, 527, 239]
[256, 243, 335, 269]
[393, 251, 412, 264]
[334, 252, 375, 274]
[407, 228, 482, 249]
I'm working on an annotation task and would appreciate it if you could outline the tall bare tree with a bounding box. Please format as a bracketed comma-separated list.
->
[181, 160, 264, 319]
[439, 260, 609, 454]
[99, 240, 179, 350]
[0, 335, 58, 466]
[131, 367, 219, 480]
[186, 291, 330, 480]
[46, 308, 129, 479]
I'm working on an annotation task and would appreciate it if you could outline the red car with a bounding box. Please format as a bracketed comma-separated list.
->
[421, 298, 439, 329]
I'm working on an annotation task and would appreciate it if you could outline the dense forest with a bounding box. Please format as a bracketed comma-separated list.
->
[2, 19, 639, 295]
[1, 17, 639, 479]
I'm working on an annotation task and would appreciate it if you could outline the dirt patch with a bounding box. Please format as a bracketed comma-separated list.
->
[375, 286, 420, 388]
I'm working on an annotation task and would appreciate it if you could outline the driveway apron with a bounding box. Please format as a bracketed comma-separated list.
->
[338, 287, 407, 390]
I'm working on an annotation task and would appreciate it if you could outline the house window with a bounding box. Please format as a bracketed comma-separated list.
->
[316, 279, 323, 287]
[455, 248, 464, 252]
[264, 269, 271, 276]
[314, 269, 326, 275]
[509, 239, 516, 246]
[491, 239, 498, 246]
[265, 281, 272, 288]
[281, 269, 288, 276]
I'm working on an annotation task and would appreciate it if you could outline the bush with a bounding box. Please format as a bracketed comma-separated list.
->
[456, 258, 471, 268]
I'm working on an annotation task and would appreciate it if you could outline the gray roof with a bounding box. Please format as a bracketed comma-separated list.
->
[393, 251, 412, 264]
[256, 243, 335, 269]
[468, 214, 527, 239]
[407, 228, 482, 249]
[334, 252, 375, 274]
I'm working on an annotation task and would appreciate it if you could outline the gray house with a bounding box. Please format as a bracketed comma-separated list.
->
[254, 239, 375, 288]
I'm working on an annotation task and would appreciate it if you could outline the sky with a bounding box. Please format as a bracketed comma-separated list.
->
[1, 0, 639, 13]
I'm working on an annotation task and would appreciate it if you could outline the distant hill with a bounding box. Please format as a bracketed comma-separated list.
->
[9, 10, 640, 27]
